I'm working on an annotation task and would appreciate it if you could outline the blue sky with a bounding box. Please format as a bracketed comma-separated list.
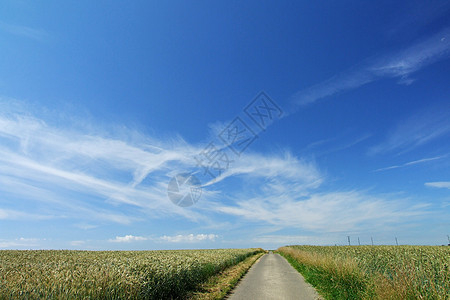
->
[1, 1, 450, 250]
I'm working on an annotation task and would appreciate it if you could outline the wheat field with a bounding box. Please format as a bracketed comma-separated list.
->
[278, 245, 450, 299]
[0, 248, 263, 299]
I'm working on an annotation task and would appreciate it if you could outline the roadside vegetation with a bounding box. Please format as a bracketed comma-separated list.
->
[277, 245, 450, 299]
[0, 248, 264, 299]
[188, 251, 265, 299]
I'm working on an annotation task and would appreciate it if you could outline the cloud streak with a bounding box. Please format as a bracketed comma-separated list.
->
[0, 208, 53, 221]
[214, 189, 427, 233]
[291, 27, 450, 107]
[425, 182, 450, 189]
[374, 155, 446, 172]
[0, 98, 431, 237]
[369, 104, 450, 155]
[0, 238, 41, 248]
[108, 235, 148, 243]
[108, 233, 219, 243]
[0, 99, 322, 227]
[0, 101, 204, 224]
[160, 234, 218, 243]
[0, 22, 49, 41]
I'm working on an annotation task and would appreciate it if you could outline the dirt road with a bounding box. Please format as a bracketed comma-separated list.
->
[228, 252, 321, 300]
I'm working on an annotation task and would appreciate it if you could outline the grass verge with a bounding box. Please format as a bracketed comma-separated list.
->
[278, 252, 365, 299]
[278, 248, 367, 299]
[188, 251, 266, 299]
[277, 246, 450, 300]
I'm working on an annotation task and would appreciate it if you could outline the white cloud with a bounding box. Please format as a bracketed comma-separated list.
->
[0, 98, 431, 238]
[374, 155, 446, 172]
[305, 134, 372, 157]
[291, 67, 375, 106]
[0, 237, 41, 248]
[0, 100, 207, 223]
[425, 182, 450, 189]
[161, 234, 218, 243]
[94, 233, 219, 244]
[369, 105, 450, 155]
[0, 99, 323, 227]
[0, 22, 49, 41]
[370, 27, 450, 79]
[215, 191, 427, 233]
[0, 208, 53, 221]
[70, 240, 86, 246]
[74, 223, 98, 230]
[108, 235, 148, 243]
[291, 27, 450, 107]
[251, 235, 335, 246]
[203, 151, 322, 189]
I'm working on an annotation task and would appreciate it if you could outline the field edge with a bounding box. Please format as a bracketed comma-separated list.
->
[276, 250, 342, 300]
[276, 245, 450, 300]
[187, 250, 266, 300]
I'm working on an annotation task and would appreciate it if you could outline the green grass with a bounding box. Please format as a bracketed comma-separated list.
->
[279, 250, 367, 299]
[277, 245, 450, 300]
[0, 248, 264, 299]
[188, 251, 265, 299]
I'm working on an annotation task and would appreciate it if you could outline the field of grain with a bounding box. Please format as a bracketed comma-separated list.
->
[278, 245, 450, 299]
[0, 248, 263, 299]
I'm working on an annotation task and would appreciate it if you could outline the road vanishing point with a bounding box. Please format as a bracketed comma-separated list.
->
[228, 252, 321, 300]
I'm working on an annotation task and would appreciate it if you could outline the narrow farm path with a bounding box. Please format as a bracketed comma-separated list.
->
[227, 252, 321, 300]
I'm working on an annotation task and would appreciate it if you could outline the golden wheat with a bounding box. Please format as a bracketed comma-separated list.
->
[278, 245, 449, 299]
[0, 248, 263, 299]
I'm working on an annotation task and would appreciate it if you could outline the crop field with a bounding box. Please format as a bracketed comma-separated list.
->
[0, 248, 263, 299]
[278, 245, 450, 299]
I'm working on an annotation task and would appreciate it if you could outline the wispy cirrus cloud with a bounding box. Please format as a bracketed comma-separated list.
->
[291, 27, 450, 107]
[203, 151, 322, 189]
[215, 189, 427, 233]
[0, 99, 204, 224]
[0, 98, 321, 227]
[370, 29, 450, 81]
[291, 66, 375, 106]
[107, 233, 218, 243]
[0, 237, 41, 248]
[373, 155, 446, 172]
[161, 233, 218, 243]
[108, 235, 148, 243]
[304, 133, 372, 157]
[70, 240, 86, 246]
[0, 22, 49, 41]
[0, 208, 53, 221]
[369, 104, 450, 155]
[425, 181, 450, 189]
[0, 98, 431, 238]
